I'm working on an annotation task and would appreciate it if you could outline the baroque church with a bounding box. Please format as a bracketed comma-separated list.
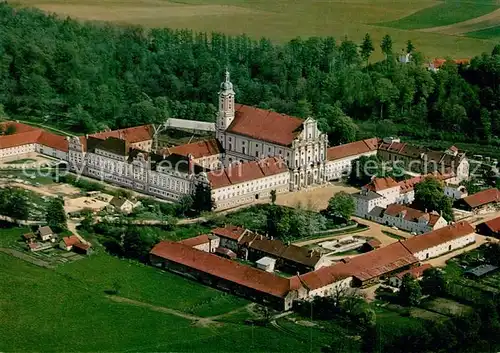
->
[215, 71, 329, 190]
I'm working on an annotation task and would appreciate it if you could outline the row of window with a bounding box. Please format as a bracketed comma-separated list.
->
[215, 180, 288, 200]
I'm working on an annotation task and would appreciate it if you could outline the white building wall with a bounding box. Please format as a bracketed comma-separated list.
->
[413, 233, 476, 260]
[325, 150, 377, 181]
[307, 276, 353, 298]
[0, 143, 37, 158]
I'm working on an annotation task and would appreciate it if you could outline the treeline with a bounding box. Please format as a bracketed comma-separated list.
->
[0, 4, 499, 145]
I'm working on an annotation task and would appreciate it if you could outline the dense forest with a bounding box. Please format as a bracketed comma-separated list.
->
[0, 3, 499, 148]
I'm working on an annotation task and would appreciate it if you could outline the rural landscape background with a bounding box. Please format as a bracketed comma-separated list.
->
[14, 0, 500, 59]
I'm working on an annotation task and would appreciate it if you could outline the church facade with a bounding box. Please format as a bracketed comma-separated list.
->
[215, 71, 329, 190]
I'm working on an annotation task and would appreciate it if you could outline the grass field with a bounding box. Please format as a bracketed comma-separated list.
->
[14, 0, 499, 59]
[467, 24, 500, 39]
[380, 0, 500, 30]
[0, 250, 342, 352]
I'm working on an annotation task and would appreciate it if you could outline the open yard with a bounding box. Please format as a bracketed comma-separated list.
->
[14, 0, 498, 59]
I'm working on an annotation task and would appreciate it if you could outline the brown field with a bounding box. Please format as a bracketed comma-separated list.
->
[13, 0, 498, 59]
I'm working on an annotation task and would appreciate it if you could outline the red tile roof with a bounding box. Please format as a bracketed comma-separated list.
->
[179, 234, 211, 247]
[73, 242, 91, 250]
[462, 188, 500, 209]
[327, 138, 378, 161]
[211, 225, 247, 241]
[364, 177, 399, 192]
[160, 139, 222, 159]
[90, 125, 152, 144]
[394, 264, 432, 280]
[38, 131, 69, 152]
[432, 58, 470, 69]
[0, 121, 39, 134]
[384, 204, 442, 227]
[228, 104, 304, 146]
[367, 239, 381, 249]
[480, 216, 500, 233]
[150, 241, 297, 298]
[298, 263, 353, 290]
[62, 235, 81, 247]
[402, 221, 475, 254]
[207, 157, 288, 189]
[0, 130, 42, 149]
[339, 242, 418, 282]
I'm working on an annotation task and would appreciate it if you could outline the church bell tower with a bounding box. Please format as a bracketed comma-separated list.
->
[217, 70, 235, 132]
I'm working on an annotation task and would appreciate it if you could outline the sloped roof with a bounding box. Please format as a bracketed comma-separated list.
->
[480, 216, 500, 233]
[62, 235, 81, 247]
[95, 137, 129, 156]
[179, 234, 211, 247]
[327, 138, 378, 161]
[227, 104, 304, 146]
[161, 139, 223, 159]
[207, 157, 288, 189]
[339, 242, 418, 282]
[0, 121, 39, 134]
[150, 241, 297, 298]
[298, 263, 353, 290]
[393, 264, 432, 280]
[364, 177, 399, 192]
[38, 131, 69, 152]
[401, 221, 475, 254]
[90, 125, 152, 144]
[109, 196, 131, 208]
[0, 130, 42, 149]
[384, 204, 442, 227]
[38, 226, 53, 237]
[211, 225, 247, 241]
[462, 188, 500, 209]
[431, 58, 470, 69]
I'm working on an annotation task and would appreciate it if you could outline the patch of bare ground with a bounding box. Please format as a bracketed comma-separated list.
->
[419, 8, 500, 35]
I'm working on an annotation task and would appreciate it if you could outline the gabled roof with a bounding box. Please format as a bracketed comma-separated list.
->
[364, 177, 399, 192]
[109, 196, 132, 209]
[62, 235, 80, 247]
[38, 226, 53, 237]
[393, 264, 432, 280]
[38, 131, 69, 152]
[298, 263, 353, 290]
[227, 104, 304, 146]
[339, 242, 418, 282]
[179, 234, 211, 247]
[401, 221, 475, 254]
[160, 139, 223, 159]
[90, 125, 152, 144]
[327, 138, 378, 161]
[207, 157, 288, 189]
[462, 188, 500, 209]
[479, 216, 500, 233]
[150, 241, 298, 298]
[384, 204, 443, 227]
[211, 225, 247, 241]
[95, 137, 129, 156]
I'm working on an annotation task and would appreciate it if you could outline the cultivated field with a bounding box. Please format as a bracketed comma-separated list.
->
[15, 0, 499, 59]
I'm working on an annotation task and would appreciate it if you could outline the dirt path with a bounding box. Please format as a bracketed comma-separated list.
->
[419, 8, 500, 35]
[106, 295, 218, 327]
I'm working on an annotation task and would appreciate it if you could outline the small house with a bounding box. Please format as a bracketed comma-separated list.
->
[38, 226, 55, 242]
[389, 264, 432, 288]
[109, 196, 140, 214]
[59, 235, 81, 251]
[23, 232, 36, 244]
[73, 242, 92, 255]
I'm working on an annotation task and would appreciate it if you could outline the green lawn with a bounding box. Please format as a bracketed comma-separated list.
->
[382, 230, 405, 240]
[0, 251, 339, 352]
[0, 224, 30, 247]
[4, 158, 37, 164]
[0, 169, 54, 185]
[380, 0, 499, 30]
[466, 25, 500, 39]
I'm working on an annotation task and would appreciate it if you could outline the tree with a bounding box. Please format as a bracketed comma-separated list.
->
[492, 44, 500, 56]
[192, 183, 214, 214]
[461, 178, 481, 195]
[4, 124, 16, 135]
[360, 33, 375, 64]
[375, 78, 399, 119]
[0, 188, 30, 222]
[79, 208, 94, 231]
[45, 197, 67, 232]
[122, 226, 159, 262]
[398, 274, 422, 306]
[270, 189, 277, 205]
[414, 176, 454, 221]
[176, 195, 193, 217]
[406, 40, 415, 54]
[380, 34, 393, 58]
[329, 114, 358, 145]
[326, 191, 355, 221]
[348, 155, 380, 186]
[421, 268, 447, 296]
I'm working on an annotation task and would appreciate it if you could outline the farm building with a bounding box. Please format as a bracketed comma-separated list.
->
[298, 264, 353, 298]
[455, 188, 500, 211]
[178, 234, 220, 253]
[150, 241, 305, 310]
[389, 264, 432, 287]
[38, 226, 55, 242]
[336, 242, 419, 287]
[476, 216, 500, 238]
[401, 221, 475, 260]
[59, 235, 81, 251]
